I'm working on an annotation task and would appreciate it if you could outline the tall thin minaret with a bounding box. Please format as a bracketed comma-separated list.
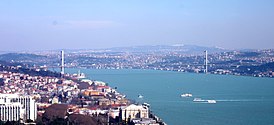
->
[204, 50, 208, 73]
[61, 50, 65, 77]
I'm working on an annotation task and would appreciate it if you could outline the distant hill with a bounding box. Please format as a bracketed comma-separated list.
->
[102, 44, 228, 54]
[0, 60, 22, 66]
[0, 53, 47, 62]
[0, 51, 9, 55]
[28, 44, 228, 55]
[257, 62, 274, 71]
[0, 60, 60, 77]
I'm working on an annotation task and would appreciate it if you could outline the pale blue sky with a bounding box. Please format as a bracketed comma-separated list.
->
[0, 0, 273, 51]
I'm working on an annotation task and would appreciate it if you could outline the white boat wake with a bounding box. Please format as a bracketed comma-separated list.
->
[215, 99, 261, 102]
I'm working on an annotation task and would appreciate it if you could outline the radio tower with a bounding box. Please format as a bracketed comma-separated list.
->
[60, 50, 65, 78]
[204, 50, 208, 73]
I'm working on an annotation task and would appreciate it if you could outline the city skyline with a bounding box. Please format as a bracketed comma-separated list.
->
[0, 0, 274, 51]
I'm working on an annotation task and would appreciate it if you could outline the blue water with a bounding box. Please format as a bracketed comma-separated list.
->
[66, 69, 274, 125]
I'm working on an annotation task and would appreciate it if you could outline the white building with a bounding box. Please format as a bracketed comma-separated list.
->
[0, 94, 37, 121]
[0, 103, 24, 121]
[120, 104, 149, 122]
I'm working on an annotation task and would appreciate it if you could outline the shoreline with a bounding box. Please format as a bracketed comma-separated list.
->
[63, 67, 274, 79]
[69, 72, 168, 125]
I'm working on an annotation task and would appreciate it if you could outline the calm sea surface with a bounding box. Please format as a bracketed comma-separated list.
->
[65, 68, 274, 125]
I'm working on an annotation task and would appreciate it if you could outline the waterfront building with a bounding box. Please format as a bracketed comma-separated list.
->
[0, 94, 37, 121]
[120, 104, 149, 123]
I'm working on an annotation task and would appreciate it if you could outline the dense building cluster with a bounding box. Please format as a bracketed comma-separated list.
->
[0, 67, 165, 125]
[1, 46, 273, 78]
[3, 48, 272, 78]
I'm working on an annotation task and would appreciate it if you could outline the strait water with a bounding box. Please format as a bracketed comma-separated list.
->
[65, 68, 274, 125]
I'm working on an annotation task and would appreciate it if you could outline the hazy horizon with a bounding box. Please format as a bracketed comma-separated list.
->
[1, 0, 274, 51]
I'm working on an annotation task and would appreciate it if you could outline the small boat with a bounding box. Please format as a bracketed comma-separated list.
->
[138, 94, 143, 98]
[143, 102, 150, 107]
[181, 93, 193, 97]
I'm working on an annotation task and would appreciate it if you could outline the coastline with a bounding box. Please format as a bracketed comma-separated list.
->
[64, 67, 274, 79]
[68, 71, 167, 125]
[65, 68, 274, 125]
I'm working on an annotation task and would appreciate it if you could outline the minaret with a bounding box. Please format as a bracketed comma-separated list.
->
[61, 50, 65, 77]
[204, 50, 208, 73]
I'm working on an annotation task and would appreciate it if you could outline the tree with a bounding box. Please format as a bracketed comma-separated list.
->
[49, 118, 66, 125]
[42, 104, 68, 124]
[68, 114, 97, 125]
[0, 78, 4, 86]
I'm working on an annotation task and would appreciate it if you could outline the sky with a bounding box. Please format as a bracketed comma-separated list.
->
[0, 0, 274, 51]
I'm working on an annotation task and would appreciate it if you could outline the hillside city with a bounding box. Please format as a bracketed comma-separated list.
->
[0, 61, 165, 125]
[0, 45, 274, 125]
[1, 45, 273, 78]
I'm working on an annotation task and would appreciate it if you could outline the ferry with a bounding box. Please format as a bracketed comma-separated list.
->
[181, 93, 193, 97]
